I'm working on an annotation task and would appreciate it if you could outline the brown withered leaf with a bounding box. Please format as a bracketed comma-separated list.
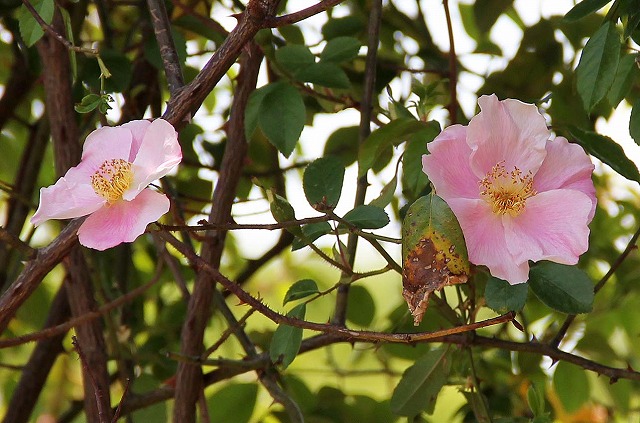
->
[401, 194, 470, 325]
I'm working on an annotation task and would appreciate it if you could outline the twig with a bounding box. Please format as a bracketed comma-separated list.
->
[442, 0, 458, 123]
[146, 0, 184, 96]
[550, 225, 640, 348]
[264, 0, 346, 27]
[0, 262, 164, 349]
[155, 214, 331, 232]
[0, 227, 36, 259]
[20, 0, 98, 56]
[72, 336, 108, 423]
[111, 378, 132, 423]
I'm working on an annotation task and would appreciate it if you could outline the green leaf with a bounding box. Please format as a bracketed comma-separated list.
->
[568, 125, 640, 183]
[275, 44, 315, 74]
[401, 122, 440, 199]
[296, 62, 351, 88]
[283, 279, 319, 305]
[369, 175, 397, 209]
[268, 192, 302, 236]
[245, 83, 278, 139]
[207, 384, 258, 423]
[576, 21, 621, 112]
[346, 285, 376, 326]
[303, 157, 345, 211]
[553, 362, 590, 412]
[324, 126, 359, 167]
[292, 222, 332, 251]
[527, 383, 547, 417]
[18, 0, 54, 46]
[607, 53, 637, 107]
[59, 7, 76, 80]
[74, 94, 102, 113]
[484, 277, 528, 314]
[359, 118, 432, 177]
[341, 205, 389, 229]
[270, 304, 306, 369]
[320, 36, 361, 63]
[564, 0, 613, 21]
[258, 82, 306, 157]
[630, 99, 640, 145]
[390, 347, 451, 416]
[529, 262, 594, 314]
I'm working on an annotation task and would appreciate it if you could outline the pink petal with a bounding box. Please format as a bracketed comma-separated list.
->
[504, 190, 592, 266]
[447, 198, 530, 284]
[468, 94, 548, 177]
[120, 119, 152, 161]
[77, 189, 170, 250]
[422, 125, 480, 200]
[534, 137, 596, 221]
[31, 176, 104, 226]
[81, 126, 134, 171]
[127, 119, 182, 199]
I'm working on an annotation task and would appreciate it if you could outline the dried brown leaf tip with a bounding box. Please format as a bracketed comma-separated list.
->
[402, 236, 468, 326]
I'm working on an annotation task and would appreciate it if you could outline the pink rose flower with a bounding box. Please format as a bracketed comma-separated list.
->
[31, 119, 182, 251]
[422, 94, 596, 284]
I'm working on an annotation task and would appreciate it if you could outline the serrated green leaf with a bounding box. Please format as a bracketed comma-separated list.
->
[359, 118, 432, 177]
[341, 205, 389, 229]
[18, 0, 54, 46]
[402, 122, 440, 200]
[346, 285, 375, 327]
[576, 21, 621, 112]
[320, 36, 361, 63]
[74, 94, 102, 113]
[568, 125, 640, 183]
[553, 362, 590, 412]
[258, 82, 305, 157]
[296, 62, 351, 88]
[630, 99, 640, 145]
[607, 53, 637, 107]
[270, 304, 306, 369]
[303, 157, 345, 211]
[485, 277, 528, 314]
[369, 175, 397, 209]
[529, 262, 594, 314]
[564, 0, 612, 21]
[292, 222, 332, 251]
[390, 347, 451, 416]
[245, 83, 278, 139]
[275, 44, 315, 74]
[283, 279, 319, 305]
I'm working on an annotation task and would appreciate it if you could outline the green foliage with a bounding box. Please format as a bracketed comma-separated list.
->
[303, 157, 345, 211]
[576, 21, 620, 112]
[283, 279, 319, 305]
[564, 0, 613, 21]
[553, 362, 590, 412]
[18, 0, 53, 46]
[270, 304, 306, 369]
[529, 262, 594, 314]
[207, 383, 258, 423]
[484, 277, 528, 314]
[390, 347, 451, 416]
[340, 205, 390, 229]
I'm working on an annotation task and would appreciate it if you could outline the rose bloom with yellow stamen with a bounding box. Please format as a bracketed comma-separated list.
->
[422, 94, 596, 284]
[31, 119, 182, 250]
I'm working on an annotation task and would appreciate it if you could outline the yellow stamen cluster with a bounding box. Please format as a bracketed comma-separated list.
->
[91, 159, 133, 203]
[479, 161, 536, 217]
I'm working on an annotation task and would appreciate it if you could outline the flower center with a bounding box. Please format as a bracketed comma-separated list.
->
[91, 159, 133, 203]
[479, 161, 536, 217]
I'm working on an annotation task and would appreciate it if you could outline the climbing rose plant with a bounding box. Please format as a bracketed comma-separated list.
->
[422, 94, 596, 284]
[31, 119, 182, 250]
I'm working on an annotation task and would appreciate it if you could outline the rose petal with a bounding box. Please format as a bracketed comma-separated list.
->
[504, 189, 592, 265]
[468, 94, 548, 177]
[77, 189, 170, 250]
[422, 125, 480, 200]
[127, 119, 182, 199]
[31, 177, 104, 225]
[534, 137, 596, 221]
[120, 119, 152, 161]
[447, 198, 530, 284]
[81, 126, 134, 170]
